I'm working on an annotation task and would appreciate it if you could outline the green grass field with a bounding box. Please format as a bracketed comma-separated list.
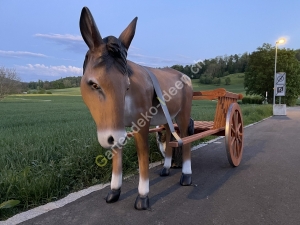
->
[192, 73, 246, 94]
[50, 87, 81, 95]
[0, 73, 273, 220]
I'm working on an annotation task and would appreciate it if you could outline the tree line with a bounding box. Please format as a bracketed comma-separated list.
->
[1, 46, 299, 103]
[27, 76, 82, 90]
[171, 52, 249, 84]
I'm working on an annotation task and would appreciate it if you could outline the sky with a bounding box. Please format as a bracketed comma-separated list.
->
[0, 0, 299, 82]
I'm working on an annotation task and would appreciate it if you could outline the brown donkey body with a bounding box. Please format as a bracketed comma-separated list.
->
[79, 7, 193, 210]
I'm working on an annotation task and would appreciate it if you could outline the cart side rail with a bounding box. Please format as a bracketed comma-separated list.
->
[192, 88, 243, 129]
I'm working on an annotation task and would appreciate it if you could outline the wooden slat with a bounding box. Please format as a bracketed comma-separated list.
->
[193, 88, 227, 100]
[127, 126, 165, 137]
[213, 96, 236, 129]
[169, 128, 225, 147]
[224, 92, 243, 100]
[193, 96, 217, 100]
[127, 121, 215, 137]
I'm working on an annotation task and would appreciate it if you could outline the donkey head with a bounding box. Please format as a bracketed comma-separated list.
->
[79, 7, 137, 148]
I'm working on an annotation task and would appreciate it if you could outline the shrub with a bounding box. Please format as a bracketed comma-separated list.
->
[223, 71, 230, 77]
[46, 91, 52, 94]
[38, 89, 46, 94]
[199, 75, 213, 84]
[212, 77, 221, 85]
[277, 96, 298, 106]
[242, 96, 263, 104]
[225, 77, 231, 85]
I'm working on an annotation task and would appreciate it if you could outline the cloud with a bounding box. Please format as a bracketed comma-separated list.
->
[34, 33, 83, 42]
[128, 53, 192, 66]
[16, 64, 83, 78]
[34, 33, 87, 54]
[33, 33, 193, 66]
[0, 50, 47, 58]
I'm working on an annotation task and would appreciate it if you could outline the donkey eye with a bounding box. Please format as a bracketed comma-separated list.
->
[92, 83, 101, 90]
[88, 80, 101, 90]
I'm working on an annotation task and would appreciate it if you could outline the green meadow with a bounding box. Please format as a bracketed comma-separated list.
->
[0, 74, 272, 220]
[192, 73, 246, 93]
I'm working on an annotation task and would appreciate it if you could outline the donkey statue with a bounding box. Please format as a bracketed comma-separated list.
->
[79, 6, 193, 210]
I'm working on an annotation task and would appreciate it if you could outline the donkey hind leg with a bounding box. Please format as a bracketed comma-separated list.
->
[133, 126, 150, 210]
[106, 148, 122, 203]
[160, 124, 172, 176]
[176, 114, 193, 186]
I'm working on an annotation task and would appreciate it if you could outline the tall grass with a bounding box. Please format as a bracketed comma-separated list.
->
[0, 96, 160, 219]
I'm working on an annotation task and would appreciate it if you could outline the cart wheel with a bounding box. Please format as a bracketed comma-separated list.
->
[225, 103, 244, 167]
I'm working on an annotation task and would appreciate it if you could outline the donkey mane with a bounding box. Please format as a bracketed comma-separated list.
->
[83, 35, 132, 76]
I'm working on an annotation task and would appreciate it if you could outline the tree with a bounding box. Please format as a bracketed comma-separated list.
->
[225, 77, 231, 85]
[63, 79, 72, 88]
[295, 49, 300, 61]
[0, 67, 21, 100]
[244, 43, 300, 106]
[212, 77, 221, 85]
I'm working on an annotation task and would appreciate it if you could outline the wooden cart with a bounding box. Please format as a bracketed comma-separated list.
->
[147, 88, 244, 167]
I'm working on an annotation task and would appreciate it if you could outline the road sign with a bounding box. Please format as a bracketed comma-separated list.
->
[276, 72, 286, 85]
[275, 85, 285, 96]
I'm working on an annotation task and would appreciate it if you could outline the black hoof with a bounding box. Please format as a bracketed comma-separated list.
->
[160, 167, 170, 176]
[106, 188, 121, 203]
[180, 173, 192, 186]
[134, 195, 150, 210]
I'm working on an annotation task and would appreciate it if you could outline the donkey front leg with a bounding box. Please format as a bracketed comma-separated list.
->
[106, 148, 122, 203]
[133, 129, 150, 210]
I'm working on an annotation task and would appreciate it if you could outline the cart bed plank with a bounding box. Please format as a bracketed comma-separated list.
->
[127, 121, 215, 137]
[168, 127, 225, 147]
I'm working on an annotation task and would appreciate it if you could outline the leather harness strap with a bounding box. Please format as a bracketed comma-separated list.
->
[144, 67, 183, 147]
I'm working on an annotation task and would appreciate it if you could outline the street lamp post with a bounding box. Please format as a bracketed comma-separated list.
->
[273, 38, 285, 106]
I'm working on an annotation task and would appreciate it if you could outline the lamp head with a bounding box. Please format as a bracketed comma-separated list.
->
[276, 38, 285, 44]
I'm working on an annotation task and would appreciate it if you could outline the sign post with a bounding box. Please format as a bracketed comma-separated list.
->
[273, 72, 286, 115]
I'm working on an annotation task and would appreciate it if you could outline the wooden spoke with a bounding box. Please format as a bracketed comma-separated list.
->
[225, 103, 244, 167]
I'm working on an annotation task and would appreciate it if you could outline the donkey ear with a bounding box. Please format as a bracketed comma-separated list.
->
[119, 17, 138, 50]
[79, 7, 103, 50]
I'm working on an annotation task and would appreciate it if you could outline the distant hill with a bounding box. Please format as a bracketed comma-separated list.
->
[192, 73, 245, 94]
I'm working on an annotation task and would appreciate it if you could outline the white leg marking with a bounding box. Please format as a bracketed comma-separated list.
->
[159, 142, 166, 157]
[163, 156, 172, 169]
[182, 159, 192, 174]
[111, 173, 122, 190]
[138, 178, 149, 196]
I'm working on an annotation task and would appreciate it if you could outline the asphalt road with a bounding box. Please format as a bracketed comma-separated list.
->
[15, 107, 300, 225]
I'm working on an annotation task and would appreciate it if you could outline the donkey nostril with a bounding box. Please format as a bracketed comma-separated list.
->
[108, 136, 114, 145]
